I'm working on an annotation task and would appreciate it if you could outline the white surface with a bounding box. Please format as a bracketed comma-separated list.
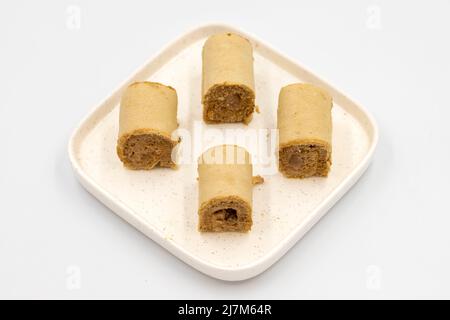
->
[1, 0, 449, 298]
[69, 24, 377, 281]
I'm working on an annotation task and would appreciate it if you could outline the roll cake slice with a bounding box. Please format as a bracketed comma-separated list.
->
[278, 83, 333, 178]
[198, 145, 254, 232]
[117, 82, 178, 170]
[202, 33, 255, 124]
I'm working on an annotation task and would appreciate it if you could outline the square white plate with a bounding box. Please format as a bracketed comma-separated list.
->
[68, 24, 378, 281]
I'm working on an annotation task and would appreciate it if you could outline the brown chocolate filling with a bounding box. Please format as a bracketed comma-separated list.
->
[204, 84, 254, 123]
[121, 134, 174, 169]
[213, 208, 238, 222]
[279, 144, 330, 178]
[199, 197, 252, 232]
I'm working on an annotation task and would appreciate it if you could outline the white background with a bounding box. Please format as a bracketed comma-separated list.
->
[1, 0, 449, 299]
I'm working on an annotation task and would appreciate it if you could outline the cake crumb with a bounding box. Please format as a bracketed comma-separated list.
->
[252, 175, 264, 185]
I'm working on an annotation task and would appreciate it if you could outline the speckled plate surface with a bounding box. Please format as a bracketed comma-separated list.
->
[68, 24, 378, 281]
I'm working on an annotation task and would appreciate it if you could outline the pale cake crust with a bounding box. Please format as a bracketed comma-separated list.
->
[202, 33, 255, 124]
[197, 145, 254, 232]
[117, 82, 179, 170]
[277, 83, 333, 178]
